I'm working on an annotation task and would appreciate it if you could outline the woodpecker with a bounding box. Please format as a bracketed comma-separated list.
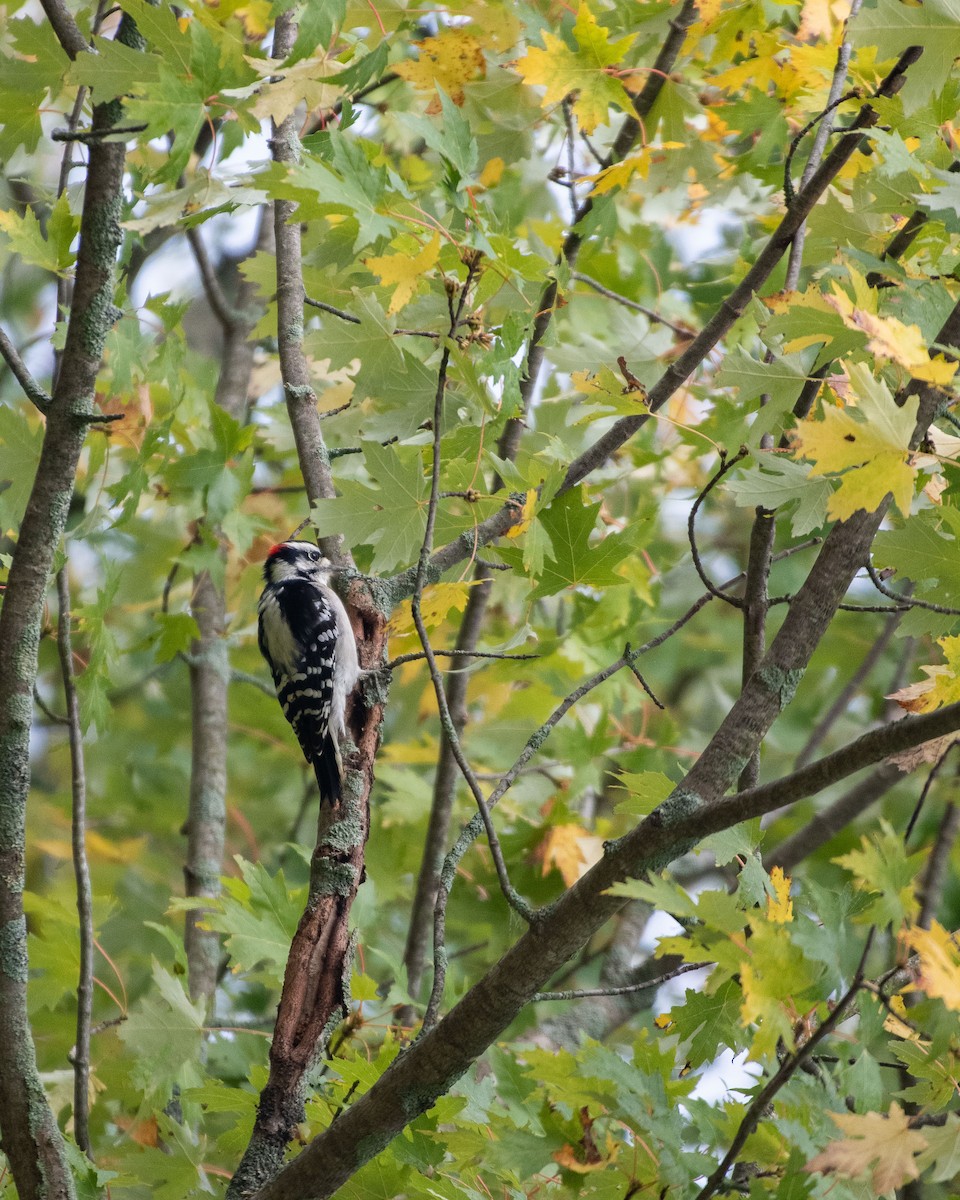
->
[257, 541, 360, 804]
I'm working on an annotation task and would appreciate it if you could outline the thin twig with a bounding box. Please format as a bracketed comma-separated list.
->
[304, 294, 444, 339]
[34, 686, 69, 726]
[410, 261, 532, 925]
[533, 960, 706, 1002]
[866, 561, 960, 616]
[385, 649, 539, 670]
[0, 326, 51, 411]
[687, 450, 750, 608]
[795, 605, 903, 768]
[783, 89, 862, 206]
[56, 567, 94, 1157]
[904, 739, 960, 844]
[571, 272, 694, 337]
[917, 799, 960, 928]
[186, 226, 244, 332]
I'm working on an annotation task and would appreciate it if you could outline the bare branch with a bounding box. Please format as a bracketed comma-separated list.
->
[918, 799, 960, 929]
[56, 567, 94, 1157]
[186, 226, 245, 333]
[796, 605, 902, 768]
[533, 960, 706, 1002]
[688, 450, 750, 608]
[0, 325, 51, 412]
[571, 272, 694, 336]
[866, 560, 960, 616]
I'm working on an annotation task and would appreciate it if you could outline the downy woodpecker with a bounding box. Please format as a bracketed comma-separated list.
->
[257, 541, 360, 804]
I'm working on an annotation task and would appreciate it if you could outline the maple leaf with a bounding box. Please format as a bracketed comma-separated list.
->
[582, 143, 684, 194]
[242, 53, 342, 124]
[910, 921, 960, 1010]
[537, 824, 602, 887]
[394, 29, 486, 111]
[387, 581, 480, 637]
[790, 362, 919, 521]
[797, 0, 835, 40]
[529, 489, 632, 599]
[805, 1104, 928, 1192]
[882, 993, 925, 1042]
[364, 233, 442, 315]
[515, 3, 636, 134]
[888, 635, 960, 714]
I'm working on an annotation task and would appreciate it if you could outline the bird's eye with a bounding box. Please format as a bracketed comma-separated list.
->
[311, 551, 321, 562]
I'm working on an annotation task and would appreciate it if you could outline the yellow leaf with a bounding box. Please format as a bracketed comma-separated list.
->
[387, 580, 479, 636]
[910, 921, 960, 1010]
[790, 362, 919, 520]
[477, 156, 505, 188]
[805, 1104, 928, 1193]
[850, 311, 958, 384]
[34, 832, 145, 865]
[889, 635, 960, 714]
[882, 994, 924, 1041]
[364, 233, 442, 315]
[766, 866, 793, 924]
[582, 143, 684, 194]
[244, 53, 342, 124]
[394, 29, 486, 110]
[515, 3, 637, 134]
[536, 823, 601, 886]
[654, 1013, 673, 1029]
[505, 489, 536, 538]
[234, 0, 270, 37]
[797, 0, 835, 40]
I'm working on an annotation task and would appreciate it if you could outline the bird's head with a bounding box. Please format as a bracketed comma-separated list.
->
[263, 540, 334, 585]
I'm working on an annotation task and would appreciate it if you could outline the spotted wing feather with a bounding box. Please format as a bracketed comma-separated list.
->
[258, 578, 342, 803]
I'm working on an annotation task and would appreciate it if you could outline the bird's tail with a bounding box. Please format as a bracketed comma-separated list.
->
[313, 733, 344, 806]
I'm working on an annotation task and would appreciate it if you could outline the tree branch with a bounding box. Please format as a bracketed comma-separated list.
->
[0, 13, 138, 1197]
[0, 325, 51, 411]
[56, 567, 94, 1158]
[39, 0, 90, 59]
[558, 46, 923, 495]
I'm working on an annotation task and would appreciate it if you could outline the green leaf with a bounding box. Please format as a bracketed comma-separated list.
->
[727, 455, 833, 536]
[832, 821, 925, 927]
[153, 612, 201, 663]
[312, 441, 428, 571]
[0, 407, 43, 533]
[667, 978, 744, 1068]
[715, 347, 808, 408]
[196, 857, 306, 982]
[873, 508, 960, 602]
[118, 960, 206, 1103]
[0, 206, 63, 274]
[852, 0, 960, 113]
[66, 33, 161, 96]
[530, 489, 631, 598]
[613, 770, 675, 816]
[120, 0, 193, 75]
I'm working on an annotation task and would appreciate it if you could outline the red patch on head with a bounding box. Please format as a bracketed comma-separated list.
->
[267, 543, 285, 558]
